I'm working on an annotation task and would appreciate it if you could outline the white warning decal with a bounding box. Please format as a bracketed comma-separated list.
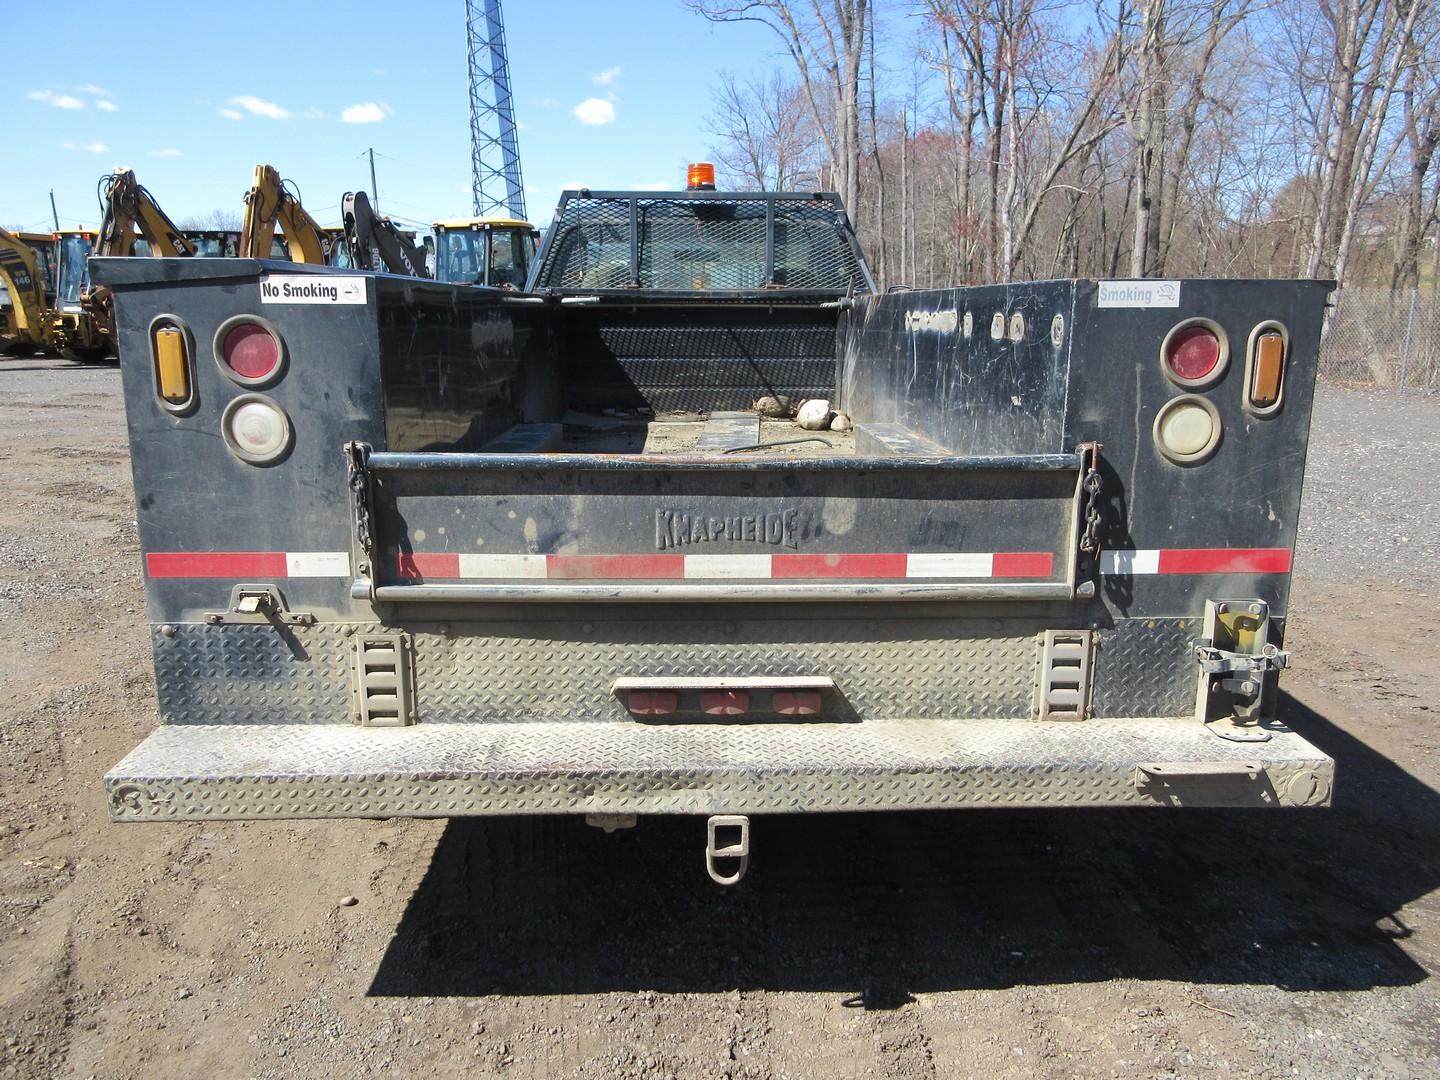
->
[259, 274, 368, 305]
[1097, 280, 1180, 308]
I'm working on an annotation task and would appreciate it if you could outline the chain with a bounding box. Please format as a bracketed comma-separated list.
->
[1079, 465, 1104, 555]
[345, 442, 375, 565]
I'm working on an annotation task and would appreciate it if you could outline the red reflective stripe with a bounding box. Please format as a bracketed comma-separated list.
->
[771, 553, 908, 579]
[396, 552, 461, 579]
[991, 552, 1054, 577]
[1157, 548, 1292, 574]
[546, 554, 685, 579]
[146, 552, 287, 578]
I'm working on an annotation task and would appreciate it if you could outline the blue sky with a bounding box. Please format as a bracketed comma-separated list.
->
[1, 1, 789, 233]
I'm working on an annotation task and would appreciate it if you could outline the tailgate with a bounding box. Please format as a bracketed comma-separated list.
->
[350, 447, 1094, 603]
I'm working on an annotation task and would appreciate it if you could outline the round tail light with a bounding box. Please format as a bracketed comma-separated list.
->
[214, 315, 285, 386]
[1153, 395, 1221, 465]
[221, 394, 292, 465]
[1160, 318, 1228, 388]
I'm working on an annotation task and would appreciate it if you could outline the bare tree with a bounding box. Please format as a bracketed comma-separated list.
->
[706, 71, 821, 189]
[690, 0, 871, 214]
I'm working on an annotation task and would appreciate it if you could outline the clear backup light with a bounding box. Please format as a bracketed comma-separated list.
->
[221, 394, 292, 465]
[1153, 395, 1221, 465]
[1160, 318, 1229, 388]
[213, 315, 285, 386]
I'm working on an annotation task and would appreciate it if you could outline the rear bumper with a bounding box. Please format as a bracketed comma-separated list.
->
[105, 718, 1333, 821]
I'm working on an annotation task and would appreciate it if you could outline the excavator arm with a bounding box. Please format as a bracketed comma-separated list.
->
[240, 165, 329, 264]
[341, 190, 430, 278]
[95, 170, 197, 257]
[0, 227, 47, 350]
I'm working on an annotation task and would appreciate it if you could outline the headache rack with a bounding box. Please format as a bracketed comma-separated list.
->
[527, 189, 876, 296]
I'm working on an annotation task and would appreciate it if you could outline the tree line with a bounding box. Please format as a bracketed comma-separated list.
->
[693, 0, 1440, 290]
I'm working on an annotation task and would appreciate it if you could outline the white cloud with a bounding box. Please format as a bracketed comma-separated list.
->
[75, 83, 111, 96]
[96, 99, 119, 112]
[560, 180, 587, 191]
[61, 140, 109, 154]
[340, 102, 392, 124]
[29, 90, 85, 109]
[228, 95, 291, 119]
[635, 181, 670, 190]
[591, 66, 621, 86]
[572, 98, 616, 126]
[147, 148, 183, 157]
[219, 108, 243, 120]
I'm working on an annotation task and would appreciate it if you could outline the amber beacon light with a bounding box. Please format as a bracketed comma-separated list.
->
[687, 162, 717, 190]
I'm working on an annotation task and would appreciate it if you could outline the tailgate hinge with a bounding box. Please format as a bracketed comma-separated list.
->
[1195, 599, 1290, 741]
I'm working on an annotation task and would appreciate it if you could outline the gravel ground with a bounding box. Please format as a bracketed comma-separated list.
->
[1296, 386, 1440, 586]
[0, 361, 1436, 1079]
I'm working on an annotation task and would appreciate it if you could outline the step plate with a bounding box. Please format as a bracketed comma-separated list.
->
[105, 719, 1334, 821]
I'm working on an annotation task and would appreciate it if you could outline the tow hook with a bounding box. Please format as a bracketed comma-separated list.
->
[705, 815, 750, 886]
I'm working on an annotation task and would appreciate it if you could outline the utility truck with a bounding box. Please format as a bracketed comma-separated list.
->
[96, 166, 1333, 884]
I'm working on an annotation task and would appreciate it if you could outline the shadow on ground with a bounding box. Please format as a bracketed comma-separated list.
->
[369, 693, 1438, 1002]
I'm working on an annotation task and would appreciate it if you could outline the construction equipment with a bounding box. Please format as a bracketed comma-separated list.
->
[0, 227, 48, 354]
[341, 190, 430, 278]
[240, 165, 328, 264]
[432, 216, 537, 287]
[15, 232, 57, 306]
[95, 170, 197, 258]
[43, 228, 110, 361]
[94, 170, 1336, 882]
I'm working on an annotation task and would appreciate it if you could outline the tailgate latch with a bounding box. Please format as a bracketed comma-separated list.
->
[204, 584, 316, 627]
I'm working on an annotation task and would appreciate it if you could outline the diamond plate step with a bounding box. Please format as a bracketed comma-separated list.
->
[105, 718, 1334, 821]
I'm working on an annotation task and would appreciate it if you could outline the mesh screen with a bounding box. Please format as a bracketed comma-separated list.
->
[535, 196, 867, 292]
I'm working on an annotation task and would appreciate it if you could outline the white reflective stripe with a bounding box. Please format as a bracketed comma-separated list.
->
[1101, 549, 1161, 575]
[683, 554, 774, 579]
[906, 552, 994, 578]
[458, 553, 548, 578]
[285, 551, 351, 577]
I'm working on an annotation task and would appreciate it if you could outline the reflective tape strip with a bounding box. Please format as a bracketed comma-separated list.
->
[683, 554, 773, 579]
[906, 552, 993, 578]
[1102, 548, 1291, 575]
[458, 553, 547, 578]
[284, 552, 351, 577]
[395, 551, 1058, 580]
[148, 551, 348, 578]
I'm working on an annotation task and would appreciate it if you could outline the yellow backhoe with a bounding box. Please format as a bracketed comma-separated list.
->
[240, 165, 329, 263]
[0, 226, 49, 355]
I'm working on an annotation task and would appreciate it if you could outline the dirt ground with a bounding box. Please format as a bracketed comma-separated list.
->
[0, 357, 1437, 1079]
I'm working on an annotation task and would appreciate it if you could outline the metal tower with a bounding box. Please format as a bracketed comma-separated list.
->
[465, 0, 526, 219]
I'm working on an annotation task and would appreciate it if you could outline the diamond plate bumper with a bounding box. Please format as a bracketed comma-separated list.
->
[105, 718, 1333, 821]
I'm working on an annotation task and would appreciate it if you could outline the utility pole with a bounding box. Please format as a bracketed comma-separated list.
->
[368, 148, 380, 215]
[49, 190, 60, 231]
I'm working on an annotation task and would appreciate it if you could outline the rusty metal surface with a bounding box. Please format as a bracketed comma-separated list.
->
[104, 717, 1334, 822]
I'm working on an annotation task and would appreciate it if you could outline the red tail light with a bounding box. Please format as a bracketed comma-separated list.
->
[626, 691, 677, 717]
[214, 316, 285, 386]
[701, 691, 749, 716]
[1164, 324, 1221, 382]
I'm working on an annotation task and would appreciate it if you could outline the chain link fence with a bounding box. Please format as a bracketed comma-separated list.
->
[1320, 287, 1440, 394]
